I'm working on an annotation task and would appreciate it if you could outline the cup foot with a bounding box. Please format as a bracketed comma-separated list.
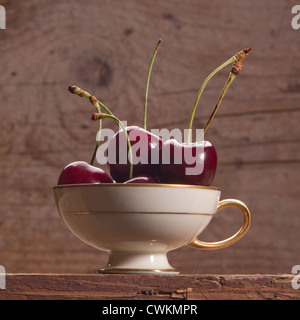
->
[97, 268, 179, 274]
[97, 252, 179, 274]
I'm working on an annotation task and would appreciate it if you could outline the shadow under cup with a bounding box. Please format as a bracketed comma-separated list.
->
[53, 184, 251, 274]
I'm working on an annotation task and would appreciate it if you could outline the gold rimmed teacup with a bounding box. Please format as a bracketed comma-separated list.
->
[53, 183, 251, 274]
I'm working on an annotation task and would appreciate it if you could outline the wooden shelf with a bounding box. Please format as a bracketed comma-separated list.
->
[0, 274, 297, 300]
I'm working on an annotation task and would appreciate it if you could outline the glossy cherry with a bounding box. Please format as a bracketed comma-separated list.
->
[57, 161, 114, 185]
[158, 139, 217, 186]
[65, 48, 250, 187]
[107, 126, 162, 182]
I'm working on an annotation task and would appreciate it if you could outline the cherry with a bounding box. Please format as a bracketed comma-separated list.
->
[124, 176, 159, 184]
[57, 161, 114, 185]
[158, 48, 250, 186]
[67, 41, 163, 184]
[158, 140, 217, 186]
[107, 126, 162, 182]
[66, 47, 251, 187]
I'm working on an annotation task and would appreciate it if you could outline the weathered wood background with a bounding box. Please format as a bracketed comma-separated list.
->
[0, 0, 299, 274]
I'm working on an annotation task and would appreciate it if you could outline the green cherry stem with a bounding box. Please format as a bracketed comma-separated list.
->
[187, 58, 234, 144]
[68, 85, 113, 165]
[89, 133, 101, 165]
[68, 85, 113, 115]
[89, 98, 103, 165]
[143, 39, 162, 130]
[196, 73, 236, 143]
[89, 95, 107, 165]
[68, 85, 134, 179]
[196, 53, 250, 142]
[187, 48, 251, 144]
[92, 112, 134, 179]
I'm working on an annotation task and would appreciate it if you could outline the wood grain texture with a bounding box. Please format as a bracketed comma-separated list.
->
[0, 274, 297, 300]
[0, 0, 299, 274]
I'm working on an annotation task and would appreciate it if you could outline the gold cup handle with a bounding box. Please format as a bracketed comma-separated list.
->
[187, 199, 251, 250]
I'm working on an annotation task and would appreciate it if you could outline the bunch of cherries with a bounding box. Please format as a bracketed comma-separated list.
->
[57, 41, 251, 186]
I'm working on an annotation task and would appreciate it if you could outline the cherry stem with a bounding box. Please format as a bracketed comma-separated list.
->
[143, 39, 162, 130]
[68, 85, 113, 166]
[196, 73, 236, 142]
[196, 53, 250, 142]
[92, 112, 133, 179]
[68, 86, 133, 179]
[89, 96, 103, 165]
[90, 137, 100, 165]
[89, 115, 102, 166]
[68, 85, 113, 115]
[187, 48, 251, 144]
[69, 85, 134, 179]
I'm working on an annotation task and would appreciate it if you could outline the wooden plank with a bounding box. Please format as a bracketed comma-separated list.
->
[0, 274, 297, 300]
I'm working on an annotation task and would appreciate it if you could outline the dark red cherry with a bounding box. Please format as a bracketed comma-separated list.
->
[57, 161, 114, 185]
[158, 140, 217, 186]
[124, 176, 159, 184]
[107, 126, 162, 182]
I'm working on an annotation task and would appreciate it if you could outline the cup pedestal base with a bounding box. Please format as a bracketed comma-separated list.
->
[97, 252, 179, 274]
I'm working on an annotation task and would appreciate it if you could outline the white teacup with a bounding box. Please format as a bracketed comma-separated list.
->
[53, 184, 251, 274]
